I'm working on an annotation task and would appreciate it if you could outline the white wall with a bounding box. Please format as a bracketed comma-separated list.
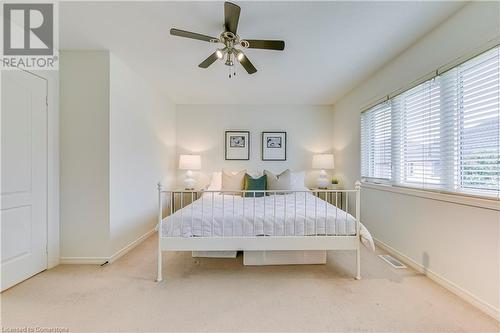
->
[60, 51, 110, 259]
[332, 2, 500, 319]
[176, 104, 335, 188]
[109, 54, 176, 256]
[60, 51, 176, 261]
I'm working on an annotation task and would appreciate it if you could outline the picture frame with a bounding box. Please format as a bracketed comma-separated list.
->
[225, 131, 250, 160]
[262, 131, 287, 161]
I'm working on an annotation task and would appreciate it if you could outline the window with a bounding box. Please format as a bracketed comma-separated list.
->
[361, 46, 500, 198]
[392, 78, 444, 188]
[361, 102, 392, 181]
[454, 48, 500, 196]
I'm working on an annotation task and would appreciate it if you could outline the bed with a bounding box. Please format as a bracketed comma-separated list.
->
[156, 182, 372, 281]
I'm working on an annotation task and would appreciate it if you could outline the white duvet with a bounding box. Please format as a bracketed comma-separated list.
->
[162, 192, 374, 250]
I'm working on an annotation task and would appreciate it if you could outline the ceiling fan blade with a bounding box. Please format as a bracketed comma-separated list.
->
[198, 52, 220, 68]
[224, 2, 241, 34]
[245, 39, 285, 51]
[238, 53, 257, 74]
[170, 28, 217, 43]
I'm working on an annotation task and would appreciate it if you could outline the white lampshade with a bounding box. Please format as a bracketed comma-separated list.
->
[312, 154, 334, 170]
[179, 154, 201, 170]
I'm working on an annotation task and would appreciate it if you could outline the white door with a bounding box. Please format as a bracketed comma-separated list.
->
[1, 70, 48, 291]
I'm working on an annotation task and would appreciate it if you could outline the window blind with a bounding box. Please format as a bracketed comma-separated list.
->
[361, 102, 392, 181]
[454, 47, 500, 196]
[392, 78, 445, 189]
[360, 45, 500, 198]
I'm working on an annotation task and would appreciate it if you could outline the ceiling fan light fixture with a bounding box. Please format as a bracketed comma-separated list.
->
[216, 49, 225, 59]
[236, 51, 245, 61]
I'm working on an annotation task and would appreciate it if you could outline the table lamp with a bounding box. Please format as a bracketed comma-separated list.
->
[179, 154, 201, 190]
[312, 154, 334, 189]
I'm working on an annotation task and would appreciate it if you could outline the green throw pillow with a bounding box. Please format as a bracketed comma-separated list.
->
[244, 174, 267, 197]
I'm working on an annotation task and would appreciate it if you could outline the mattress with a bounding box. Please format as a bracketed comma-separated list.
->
[162, 192, 357, 238]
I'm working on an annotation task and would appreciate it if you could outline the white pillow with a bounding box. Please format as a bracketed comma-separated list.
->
[291, 171, 308, 191]
[207, 172, 222, 191]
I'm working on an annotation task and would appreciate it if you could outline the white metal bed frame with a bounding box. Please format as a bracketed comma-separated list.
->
[156, 181, 361, 282]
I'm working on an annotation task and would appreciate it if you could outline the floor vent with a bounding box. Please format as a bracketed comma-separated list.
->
[379, 254, 407, 269]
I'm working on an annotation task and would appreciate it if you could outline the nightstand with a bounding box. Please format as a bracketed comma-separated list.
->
[171, 189, 203, 212]
[309, 188, 345, 210]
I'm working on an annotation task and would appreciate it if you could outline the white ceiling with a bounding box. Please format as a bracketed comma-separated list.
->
[60, 1, 465, 105]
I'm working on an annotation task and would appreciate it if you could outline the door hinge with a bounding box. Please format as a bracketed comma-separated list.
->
[45, 96, 48, 107]
[46, 243, 48, 254]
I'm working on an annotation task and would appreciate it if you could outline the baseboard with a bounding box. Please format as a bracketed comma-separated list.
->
[374, 238, 500, 322]
[60, 229, 155, 265]
[108, 228, 156, 263]
[59, 257, 108, 265]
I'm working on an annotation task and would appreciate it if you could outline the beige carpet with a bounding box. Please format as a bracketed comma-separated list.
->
[1, 234, 498, 333]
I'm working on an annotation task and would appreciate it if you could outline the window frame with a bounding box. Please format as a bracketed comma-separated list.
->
[360, 43, 500, 201]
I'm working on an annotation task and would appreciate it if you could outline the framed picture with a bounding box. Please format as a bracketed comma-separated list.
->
[262, 132, 287, 161]
[225, 131, 250, 160]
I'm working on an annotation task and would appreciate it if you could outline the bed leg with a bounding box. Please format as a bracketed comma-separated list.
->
[355, 245, 361, 280]
[355, 180, 361, 280]
[156, 246, 163, 282]
[156, 182, 164, 282]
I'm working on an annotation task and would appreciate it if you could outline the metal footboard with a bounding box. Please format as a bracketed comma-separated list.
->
[156, 182, 362, 282]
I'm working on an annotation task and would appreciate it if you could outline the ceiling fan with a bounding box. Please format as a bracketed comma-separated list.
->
[170, 1, 285, 77]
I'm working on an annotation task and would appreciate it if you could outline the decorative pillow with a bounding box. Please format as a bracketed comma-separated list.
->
[207, 171, 222, 191]
[208, 170, 260, 191]
[291, 171, 308, 191]
[264, 169, 291, 193]
[244, 174, 267, 197]
[248, 170, 263, 178]
[221, 169, 246, 195]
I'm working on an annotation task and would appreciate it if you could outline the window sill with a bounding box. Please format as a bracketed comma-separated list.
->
[361, 182, 500, 211]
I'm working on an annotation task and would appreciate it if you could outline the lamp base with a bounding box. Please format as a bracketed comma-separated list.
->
[184, 170, 195, 190]
[317, 170, 330, 189]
